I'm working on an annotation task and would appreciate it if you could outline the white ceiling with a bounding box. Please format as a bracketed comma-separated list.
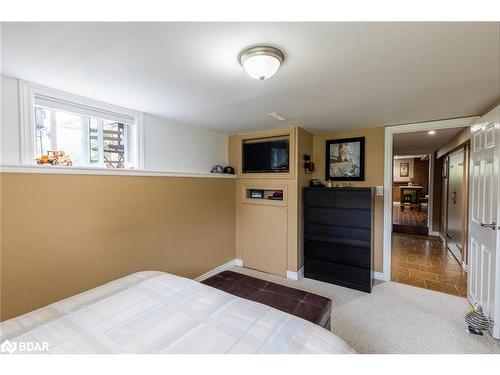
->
[393, 127, 466, 156]
[1, 22, 499, 134]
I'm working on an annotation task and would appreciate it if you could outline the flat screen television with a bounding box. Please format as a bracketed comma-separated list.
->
[242, 137, 289, 173]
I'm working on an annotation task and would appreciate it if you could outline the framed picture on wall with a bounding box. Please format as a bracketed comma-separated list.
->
[325, 137, 365, 181]
[400, 162, 409, 177]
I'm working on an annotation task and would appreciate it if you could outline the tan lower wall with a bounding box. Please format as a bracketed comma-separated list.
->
[312, 127, 385, 272]
[0, 173, 235, 321]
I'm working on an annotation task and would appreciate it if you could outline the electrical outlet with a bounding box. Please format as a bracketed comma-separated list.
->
[376, 186, 384, 196]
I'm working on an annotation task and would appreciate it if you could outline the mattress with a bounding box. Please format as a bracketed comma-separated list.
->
[0, 271, 354, 354]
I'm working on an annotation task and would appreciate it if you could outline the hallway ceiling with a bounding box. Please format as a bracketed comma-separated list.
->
[393, 127, 467, 156]
[2, 22, 499, 134]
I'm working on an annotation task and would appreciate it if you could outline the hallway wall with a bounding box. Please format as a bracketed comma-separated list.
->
[413, 158, 429, 194]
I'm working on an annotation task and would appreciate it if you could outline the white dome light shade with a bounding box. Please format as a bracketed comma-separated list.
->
[239, 46, 285, 80]
[243, 54, 281, 80]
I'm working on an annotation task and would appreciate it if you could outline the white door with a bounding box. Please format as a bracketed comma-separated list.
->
[468, 105, 500, 339]
[447, 148, 465, 264]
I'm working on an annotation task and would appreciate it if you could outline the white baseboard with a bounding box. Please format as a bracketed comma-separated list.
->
[428, 231, 441, 237]
[286, 267, 304, 280]
[194, 259, 238, 282]
[196, 261, 386, 285]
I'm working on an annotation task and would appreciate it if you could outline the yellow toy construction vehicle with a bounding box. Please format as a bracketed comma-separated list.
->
[36, 151, 73, 166]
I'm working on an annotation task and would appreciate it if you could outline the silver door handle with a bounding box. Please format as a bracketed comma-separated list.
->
[481, 222, 497, 230]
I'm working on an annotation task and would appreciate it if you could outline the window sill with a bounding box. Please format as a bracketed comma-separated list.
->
[0, 164, 237, 179]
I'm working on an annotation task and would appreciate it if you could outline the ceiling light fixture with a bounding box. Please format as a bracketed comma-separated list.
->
[428, 130, 436, 135]
[239, 46, 285, 80]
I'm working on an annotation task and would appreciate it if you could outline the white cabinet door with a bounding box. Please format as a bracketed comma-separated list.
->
[468, 106, 500, 339]
[241, 204, 287, 277]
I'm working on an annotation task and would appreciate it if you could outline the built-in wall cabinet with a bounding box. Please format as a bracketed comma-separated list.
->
[229, 127, 313, 277]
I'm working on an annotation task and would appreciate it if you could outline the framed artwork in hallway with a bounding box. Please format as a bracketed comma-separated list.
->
[399, 162, 409, 177]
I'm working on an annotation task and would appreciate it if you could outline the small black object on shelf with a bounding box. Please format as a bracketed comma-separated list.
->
[223, 166, 235, 174]
[309, 178, 325, 188]
[211, 165, 224, 173]
[268, 190, 283, 201]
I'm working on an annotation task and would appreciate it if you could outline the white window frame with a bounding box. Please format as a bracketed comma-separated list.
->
[19, 80, 144, 169]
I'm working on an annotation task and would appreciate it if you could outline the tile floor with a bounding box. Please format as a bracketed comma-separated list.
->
[391, 232, 467, 297]
[392, 204, 428, 226]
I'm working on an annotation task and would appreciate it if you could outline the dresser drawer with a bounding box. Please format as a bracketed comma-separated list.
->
[304, 240, 370, 268]
[334, 189, 373, 209]
[304, 207, 371, 228]
[304, 257, 372, 292]
[304, 189, 335, 208]
[304, 224, 371, 245]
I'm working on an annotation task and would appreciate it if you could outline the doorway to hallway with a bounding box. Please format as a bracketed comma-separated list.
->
[386, 119, 473, 297]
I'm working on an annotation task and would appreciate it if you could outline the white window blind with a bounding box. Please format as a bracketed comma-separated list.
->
[34, 95, 135, 125]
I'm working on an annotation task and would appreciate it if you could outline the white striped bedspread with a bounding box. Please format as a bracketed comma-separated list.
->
[0, 271, 354, 354]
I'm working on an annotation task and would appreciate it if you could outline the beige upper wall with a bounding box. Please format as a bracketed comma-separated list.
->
[312, 127, 385, 272]
[0, 173, 235, 321]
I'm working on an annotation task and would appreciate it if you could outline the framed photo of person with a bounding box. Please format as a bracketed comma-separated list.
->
[325, 137, 365, 181]
[400, 162, 409, 177]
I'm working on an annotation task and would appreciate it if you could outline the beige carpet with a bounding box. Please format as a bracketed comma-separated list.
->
[228, 266, 500, 354]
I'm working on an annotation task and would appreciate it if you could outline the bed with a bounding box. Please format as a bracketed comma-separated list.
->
[0, 271, 354, 354]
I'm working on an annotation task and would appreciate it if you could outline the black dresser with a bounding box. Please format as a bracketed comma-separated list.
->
[303, 187, 375, 292]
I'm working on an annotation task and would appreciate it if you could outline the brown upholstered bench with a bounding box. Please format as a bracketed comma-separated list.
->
[200, 270, 332, 330]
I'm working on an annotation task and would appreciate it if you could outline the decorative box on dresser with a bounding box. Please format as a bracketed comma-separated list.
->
[303, 187, 375, 292]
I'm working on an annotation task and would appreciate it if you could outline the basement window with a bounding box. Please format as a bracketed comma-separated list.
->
[20, 81, 143, 169]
